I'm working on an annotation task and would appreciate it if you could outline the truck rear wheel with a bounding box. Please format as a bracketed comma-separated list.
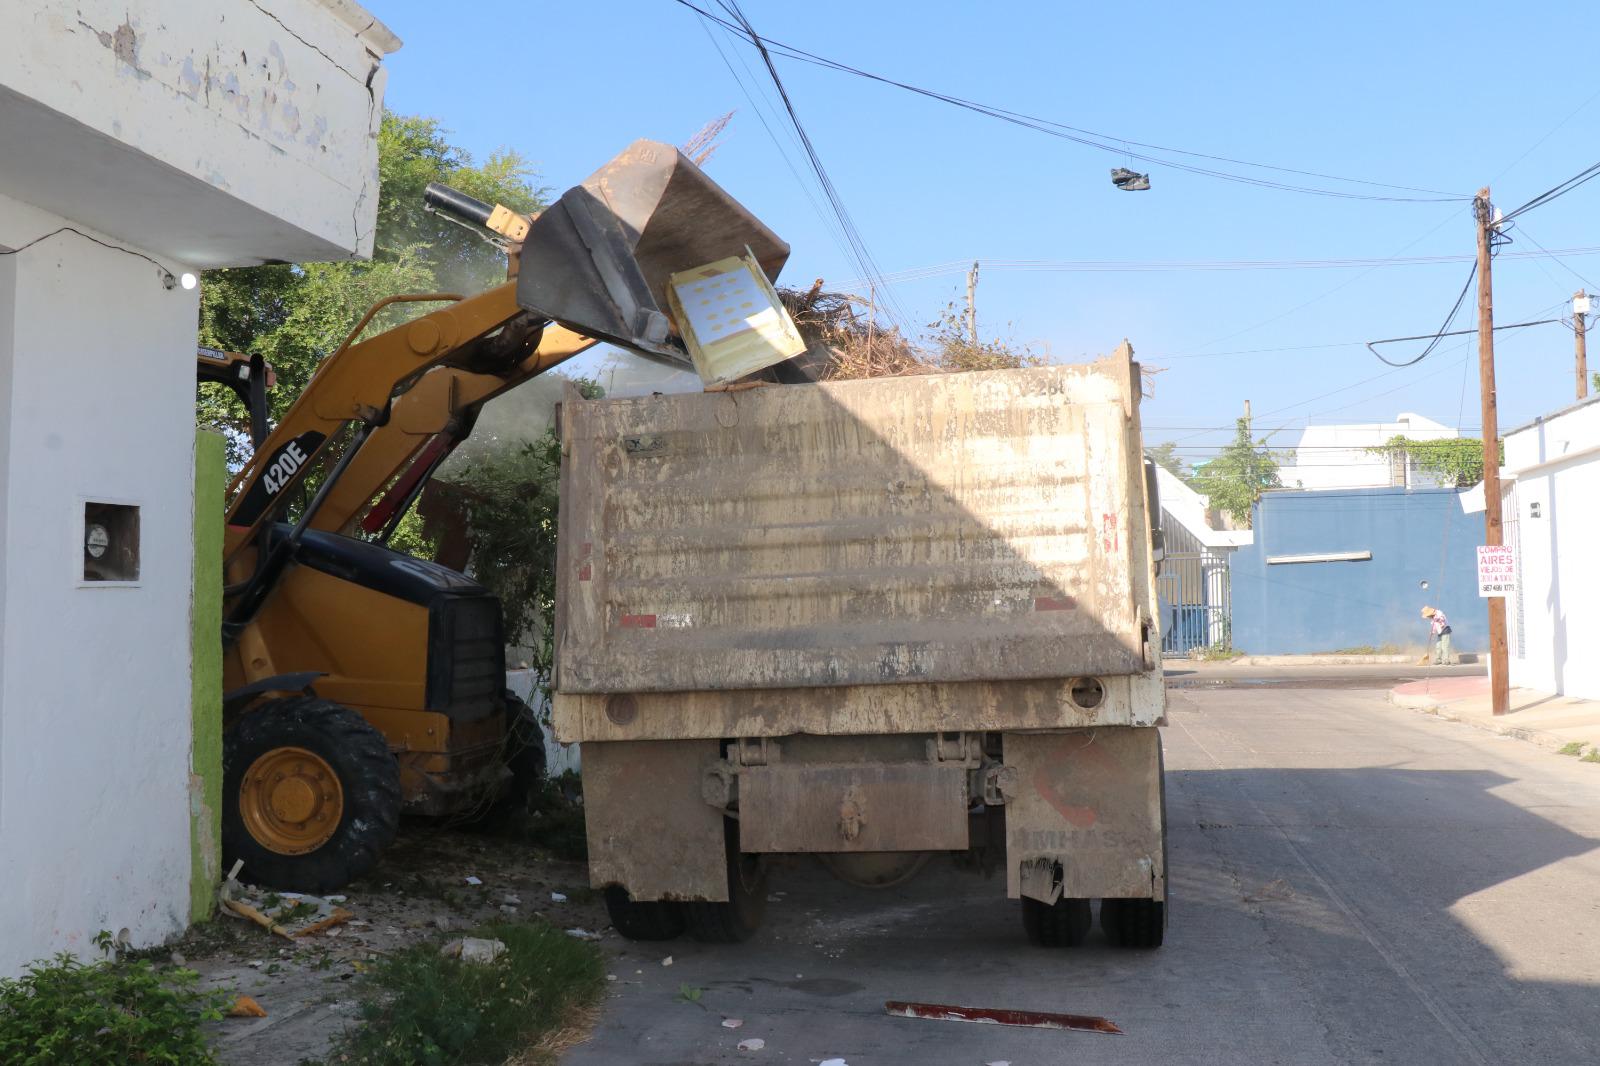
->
[223, 696, 401, 892]
[683, 820, 767, 943]
[1100, 898, 1165, 948]
[603, 887, 685, 941]
[1021, 897, 1092, 947]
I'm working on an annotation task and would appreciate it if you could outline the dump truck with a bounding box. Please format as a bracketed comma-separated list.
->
[553, 346, 1169, 947]
[214, 140, 787, 891]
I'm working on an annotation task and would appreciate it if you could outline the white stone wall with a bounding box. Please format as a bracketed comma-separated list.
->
[1506, 400, 1600, 700]
[0, 194, 203, 972]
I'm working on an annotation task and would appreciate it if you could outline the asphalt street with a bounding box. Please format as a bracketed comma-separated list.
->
[565, 683, 1600, 1065]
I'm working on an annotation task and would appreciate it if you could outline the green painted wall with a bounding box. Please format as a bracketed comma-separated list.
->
[189, 431, 226, 922]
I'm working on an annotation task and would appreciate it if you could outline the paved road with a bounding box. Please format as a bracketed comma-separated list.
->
[566, 685, 1600, 1065]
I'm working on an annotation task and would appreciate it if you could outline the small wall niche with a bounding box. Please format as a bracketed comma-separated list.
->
[83, 502, 140, 583]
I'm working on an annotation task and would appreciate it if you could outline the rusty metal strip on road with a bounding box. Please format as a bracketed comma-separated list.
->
[884, 1000, 1123, 1035]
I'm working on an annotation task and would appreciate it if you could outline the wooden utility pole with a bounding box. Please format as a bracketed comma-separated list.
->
[965, 260, 979, 345]
[1474, 189, 1510, 716]
[1576, 290, 1589, 401]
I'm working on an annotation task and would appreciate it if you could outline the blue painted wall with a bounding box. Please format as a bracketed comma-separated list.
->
[1229, 487, 1482, 655]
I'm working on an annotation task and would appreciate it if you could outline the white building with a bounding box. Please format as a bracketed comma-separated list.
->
[1278, 412, 1458, 490]
[1504, 396, 1600, 700]
[1151, 464, 1250, 654]
[1, 0, 397, 975]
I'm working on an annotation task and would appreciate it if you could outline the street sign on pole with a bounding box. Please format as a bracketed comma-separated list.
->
[1477, 544, 1517, 597]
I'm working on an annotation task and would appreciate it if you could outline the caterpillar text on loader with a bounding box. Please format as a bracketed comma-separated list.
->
[214, 140, 789, 891]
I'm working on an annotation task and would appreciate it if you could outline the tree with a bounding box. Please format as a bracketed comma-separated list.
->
[1145, 441, 1190, 480]
[443, 378, 604, 696]
[1190, 418, 1281, 527]
[1365, 435, 1498, 487]
[196, 112, 547, 461]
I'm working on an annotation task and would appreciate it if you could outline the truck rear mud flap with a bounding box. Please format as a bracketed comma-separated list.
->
[996, 727, 1165, 903]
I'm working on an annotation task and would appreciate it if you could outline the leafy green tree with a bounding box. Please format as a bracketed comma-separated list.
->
[1190, 417, 1281, 527]
[1366, 435, 1498, 487]
[1145, 440, 1190, 480]
[443, 379, 603, 695]
[196, 112, 546, 460]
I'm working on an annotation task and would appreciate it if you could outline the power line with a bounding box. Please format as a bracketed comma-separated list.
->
[669, 0, 1467, 203]
[708, 1, 907, 325]
[1510, 224, 1600, 293]
[1499, 157, 1600, 224]
[1366, 265, 1478, 367]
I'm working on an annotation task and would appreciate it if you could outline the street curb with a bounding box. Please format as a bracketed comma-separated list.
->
[1386, 690, 1568, 754]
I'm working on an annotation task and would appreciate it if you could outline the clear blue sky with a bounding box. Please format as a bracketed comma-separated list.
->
[376, 0, 1600, 460]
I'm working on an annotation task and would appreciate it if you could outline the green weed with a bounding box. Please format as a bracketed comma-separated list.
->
[1558, 741, 1586, 757]
[318, 920, 603, 1066]
[0, 932, 232, 1066]
[1581, 748, 1600, 764]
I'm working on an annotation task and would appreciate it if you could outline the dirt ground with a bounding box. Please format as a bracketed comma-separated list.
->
[186, 824, 608, 1065]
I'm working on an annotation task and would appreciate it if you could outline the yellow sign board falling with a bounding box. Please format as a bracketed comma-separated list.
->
[667, 252, 806, 386]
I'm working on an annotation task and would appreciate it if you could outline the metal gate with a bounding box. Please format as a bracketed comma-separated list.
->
[1157, 549, 1232, 657]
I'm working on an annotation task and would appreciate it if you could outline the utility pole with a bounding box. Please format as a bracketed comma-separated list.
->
[1475, 189, 1510, 717]
[965, 260, 979, 345]
[1575, 290, 1589, 401]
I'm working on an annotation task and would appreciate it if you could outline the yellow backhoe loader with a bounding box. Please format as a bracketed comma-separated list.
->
[212, 140, 788, 891]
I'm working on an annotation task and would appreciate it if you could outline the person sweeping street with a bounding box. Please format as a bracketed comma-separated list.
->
[1421, 606, 1455, 665]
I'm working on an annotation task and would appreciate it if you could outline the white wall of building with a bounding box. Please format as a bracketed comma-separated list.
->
[0, 194, 201, 969]
[1, 0, 398, 266]
[0, 0, 394, 975]
[1505, 398, 1600, 699]
[1278, 412, 1457, 491]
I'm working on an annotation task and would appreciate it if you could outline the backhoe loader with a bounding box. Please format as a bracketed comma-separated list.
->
[213, 139, 789, 891]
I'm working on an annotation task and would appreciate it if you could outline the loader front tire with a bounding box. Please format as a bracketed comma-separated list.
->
[223, 696, 401, 893]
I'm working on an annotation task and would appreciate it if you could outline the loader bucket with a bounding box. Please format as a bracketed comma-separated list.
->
[516, 139, 790, 365]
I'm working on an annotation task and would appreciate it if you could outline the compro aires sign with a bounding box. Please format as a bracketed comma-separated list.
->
[1477, 545, 1518, 597]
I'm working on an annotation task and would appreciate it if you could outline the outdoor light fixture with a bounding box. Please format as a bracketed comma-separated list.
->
[666, 251, 806, 386]
[181, 272, 198, 290]
[1111, 167, 1151, 191]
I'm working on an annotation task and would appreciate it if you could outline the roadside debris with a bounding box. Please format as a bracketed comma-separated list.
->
[819, 1059, 848, 1065]
[883, 1000, 1122, 1035]
[722, 1018, 744, 1029]
[464, 875, 484, 886]
[565, 928, 601, 941]
[227, 995, 268, 1018]
[737, 1037, 765, 1051]
[438, 937, 507, 965]
[550, 891, 568, 902]
[661, 955, 674, 967]
[218, 866, 354, 940]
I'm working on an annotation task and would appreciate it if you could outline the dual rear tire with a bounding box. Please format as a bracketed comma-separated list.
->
[1021, 896, 1165, 949]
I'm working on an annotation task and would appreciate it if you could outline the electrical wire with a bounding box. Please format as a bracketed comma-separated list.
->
[712, 1, 907, 325]
[695, 17, 858, 271]
[829, 243, 1600, 291]
[1511, 224, 1600, 293]
[1366, 265, 1477, 366]
[669, 0, 1468, 203]
[1499, 157, 1600, 224]
[0, 225, 177, 282]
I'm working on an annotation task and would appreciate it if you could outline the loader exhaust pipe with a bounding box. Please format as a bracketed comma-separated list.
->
[515, 140, 790, 365]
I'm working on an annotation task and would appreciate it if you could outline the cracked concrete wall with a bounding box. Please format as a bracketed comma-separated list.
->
[1, 0, 397, 262]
